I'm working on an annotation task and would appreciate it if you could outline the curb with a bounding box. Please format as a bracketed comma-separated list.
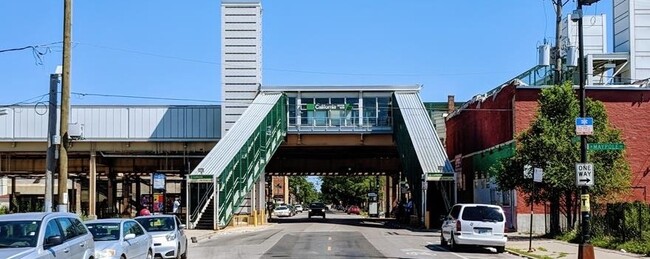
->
[505, 248, 536, 259]
[189, 224, 271, 243]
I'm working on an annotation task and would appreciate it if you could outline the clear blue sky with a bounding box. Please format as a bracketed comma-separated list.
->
[1, 1, 612, 106]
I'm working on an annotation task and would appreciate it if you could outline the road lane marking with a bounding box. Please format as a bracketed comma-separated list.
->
[327, 246, 331, 251]
[328, 237, 332, 240]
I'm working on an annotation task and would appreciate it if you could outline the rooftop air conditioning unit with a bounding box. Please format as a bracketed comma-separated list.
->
[68, 123, 84, 140]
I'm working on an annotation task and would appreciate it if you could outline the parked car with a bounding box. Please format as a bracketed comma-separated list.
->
[294, 205, 303, 213]
[308, 202, 327, 219]
[440, 203, 507, 253]
[135, 215, 187, 259]
[273, 206, 292, 217]
[85, 218, 153, 259]
[0, 212, 95, 259]
[347, 205, 361, 215]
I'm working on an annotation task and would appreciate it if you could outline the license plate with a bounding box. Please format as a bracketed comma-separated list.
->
[476, 228, 491, 234]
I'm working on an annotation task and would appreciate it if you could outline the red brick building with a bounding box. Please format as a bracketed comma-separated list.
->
[445, 80, 650, 232]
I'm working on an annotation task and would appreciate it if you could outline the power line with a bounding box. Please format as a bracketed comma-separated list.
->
[0, 42, 63, 65]
[71, 92, 221, 104]
[77, 42, 518, 77]
[0, 93, 50, 108]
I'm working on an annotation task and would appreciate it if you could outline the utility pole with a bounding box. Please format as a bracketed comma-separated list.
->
[575, 1, 599, 258]
[58, 0, 72, 213]
[552, 0, 569, 85]
[45, 73, 59, 213]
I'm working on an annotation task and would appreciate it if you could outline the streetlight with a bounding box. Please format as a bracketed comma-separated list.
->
[575, 1, 599, 259]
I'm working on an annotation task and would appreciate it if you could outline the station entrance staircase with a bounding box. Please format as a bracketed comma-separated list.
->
[188, 92, 286, 229]
[392, 91, 455, 222]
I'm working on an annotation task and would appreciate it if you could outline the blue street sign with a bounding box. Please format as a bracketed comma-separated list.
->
[575, 117, 594, 135]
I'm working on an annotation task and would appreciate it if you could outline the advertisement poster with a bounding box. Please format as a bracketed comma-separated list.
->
[153, 193, 165, 213]
[152, 173, 166, 190]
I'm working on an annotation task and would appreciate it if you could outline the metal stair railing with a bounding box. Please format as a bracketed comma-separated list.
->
[437, 181, 451, 212]
[216, 113, 286, 226]
[189, 183, 214, 229]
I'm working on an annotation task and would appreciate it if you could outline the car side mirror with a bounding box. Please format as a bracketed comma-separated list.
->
[124, 233, 136, 241]
[179, 224, 186, 230]
[45, 235, 63, 247]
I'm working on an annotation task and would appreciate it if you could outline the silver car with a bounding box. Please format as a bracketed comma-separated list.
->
[135, 215, 187, 259]
[85, 218, 153, 259]
[0, 212, 95, 259]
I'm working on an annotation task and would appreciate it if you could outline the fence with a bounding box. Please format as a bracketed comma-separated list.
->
[592, 202, 650, 242]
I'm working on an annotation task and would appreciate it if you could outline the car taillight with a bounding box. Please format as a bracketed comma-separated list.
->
[456, 220, 461, 232]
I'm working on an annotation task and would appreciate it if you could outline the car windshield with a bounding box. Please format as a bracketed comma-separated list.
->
[275, 206, 288, 210]
[86, 223, 120, 241]
[135, 217, 175, 232]
[0, 221, 40, 248]
[461, 206, 504, 222]
[310, 203, 326, 208]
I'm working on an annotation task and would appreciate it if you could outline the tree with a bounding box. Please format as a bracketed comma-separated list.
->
[288, 176, 320, 205]
[493, 83, 630, 234]
[320, 176, 383, 207]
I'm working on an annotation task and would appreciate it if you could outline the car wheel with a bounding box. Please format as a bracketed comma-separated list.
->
[176, 243, 182, 259]
[496, 246, 505, 253]
[440, 232, 447, 246]
[146, 249, 153, 259]
[308, 215, 311, 219]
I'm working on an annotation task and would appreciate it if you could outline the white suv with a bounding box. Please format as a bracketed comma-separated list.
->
[0, 212, 95, 259]
[440, 203, 507, 253]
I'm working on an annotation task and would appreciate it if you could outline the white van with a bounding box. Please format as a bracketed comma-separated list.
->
[440, 203, 507, 253]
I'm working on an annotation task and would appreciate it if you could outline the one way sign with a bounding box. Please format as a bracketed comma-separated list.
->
[576, 163, 594, 187]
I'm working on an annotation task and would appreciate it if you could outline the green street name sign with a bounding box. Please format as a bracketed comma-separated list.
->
[588, 143, 624, 151]
[189, 174, 213, 183]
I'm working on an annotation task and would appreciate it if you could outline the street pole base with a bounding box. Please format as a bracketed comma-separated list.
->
[578, 243, 594, 259]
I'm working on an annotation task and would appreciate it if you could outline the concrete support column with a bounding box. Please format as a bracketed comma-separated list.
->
[122, 179, 131, 217]
[106, 167, 114, 216]
[283, 176, 289, 204]
[75, 179, 81, 214]
[251, 179, 257, 226]
[10, 177, 16, 212]
[385, 176, 392, 217]
[257, 178, 265, 225]
[88, 151, 97, 219]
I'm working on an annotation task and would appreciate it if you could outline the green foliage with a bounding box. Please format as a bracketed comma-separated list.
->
[0, 205, 7, 215]
[493, 83, 631, 204]
[320, 176, 383, 206]
[618, 239, 650, 255]
[288, 176, 320, 205]
[555, 228, 580, 243]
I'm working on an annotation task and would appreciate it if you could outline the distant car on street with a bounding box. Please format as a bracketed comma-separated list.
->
[347, 205, 361, 215]
[273, 206, 292, 217]
[294, 205, 303, 213]
[135, 215, 188, 259]
[85, 218, 153, 259]
[0, 212, 95, 259]
[308, 202, 327, 219]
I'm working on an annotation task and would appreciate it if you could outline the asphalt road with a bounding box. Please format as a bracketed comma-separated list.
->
[189, 209, 519, 259]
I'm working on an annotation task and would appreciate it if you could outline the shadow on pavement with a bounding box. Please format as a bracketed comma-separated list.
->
[426, 244, 500, 255]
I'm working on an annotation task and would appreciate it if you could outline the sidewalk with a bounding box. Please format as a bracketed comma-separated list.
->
[185, 224, 271, 243]
[506, 234, 648, 259]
